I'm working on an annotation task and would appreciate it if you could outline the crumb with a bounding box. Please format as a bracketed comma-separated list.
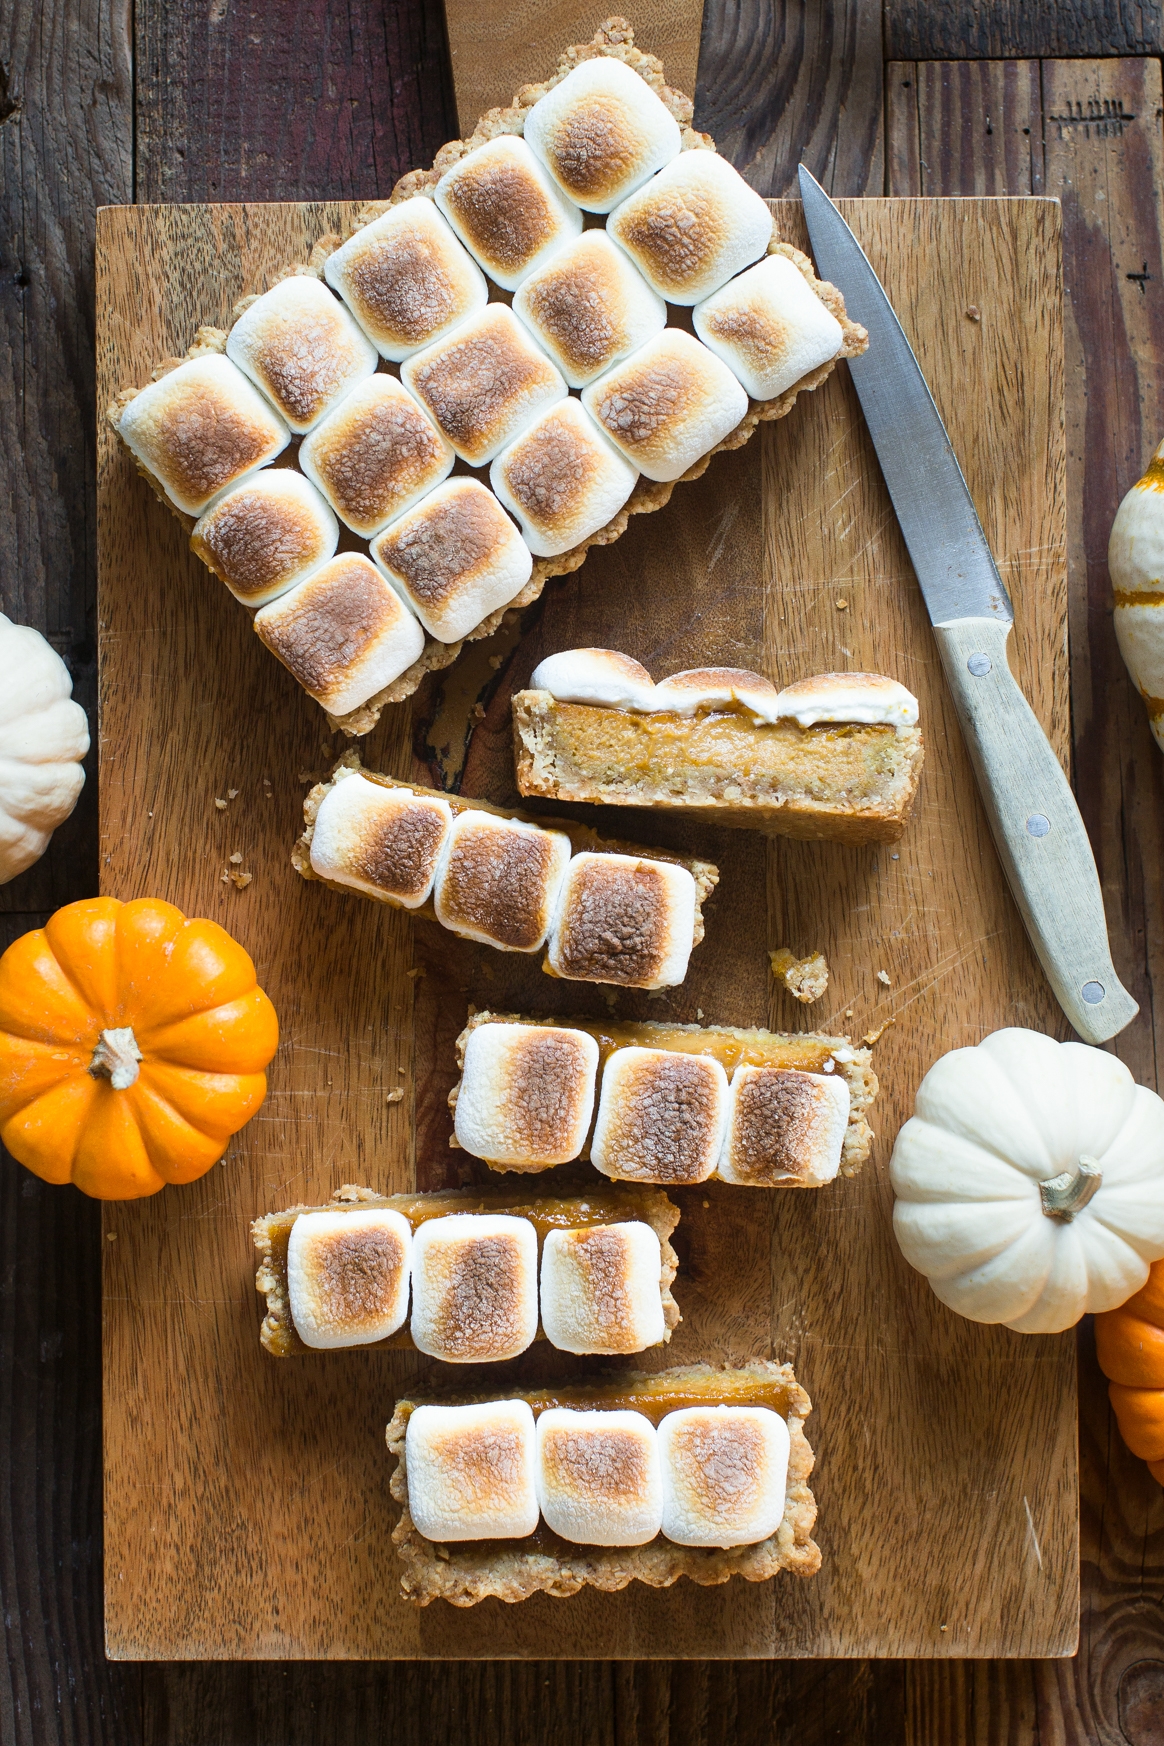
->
[105, 1231, 117, 1242]
[701, 1199, 709, 1209]
[965, 306, 980, 322]
[696, 1007, 704, 1019]
[876, 969, 892, 987]
[646, 987, 667, 1000]
[398, 1065, 406, 1075]
[891, 853, 899, 861]
[228, 788, 239, 800]
[229, 851, 243, 865]
[223, 866, 253, 889]
[769, 947, 829, 1004]
[835, 599, 848, 611]
[844, 1008, 853, 1019]
[214, 797, 228, 811]
[386, 1088, 404, 1104]
[298, 770, 318, 783]
[406, 966, 426, 980]
[488, 655, 503, 670]
[863, 1019, 894, 1045]
[471, 702, 486, 722]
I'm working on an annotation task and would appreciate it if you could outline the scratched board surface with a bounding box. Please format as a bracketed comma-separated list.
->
[96, 194, 1074, 1659]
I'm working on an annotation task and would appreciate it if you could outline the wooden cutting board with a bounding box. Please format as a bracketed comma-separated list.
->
[95, 194, 1073, 1659]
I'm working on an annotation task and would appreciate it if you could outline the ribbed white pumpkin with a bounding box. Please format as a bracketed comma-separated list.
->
[890, 1028, 1164, 1334]
[0, 615, 90, 883]
[1109, 437, 1164, 751]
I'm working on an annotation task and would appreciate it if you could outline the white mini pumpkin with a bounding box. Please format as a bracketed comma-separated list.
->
[0, 614, 90, 883]
[1109, 438, 1164, 750]
[890, 1028, 1164, 1334]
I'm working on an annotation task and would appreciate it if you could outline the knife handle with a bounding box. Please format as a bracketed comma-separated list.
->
[933, 616, 1138, 1044]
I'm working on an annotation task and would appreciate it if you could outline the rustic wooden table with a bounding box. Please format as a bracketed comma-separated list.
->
[2, 0, 1163, 1739]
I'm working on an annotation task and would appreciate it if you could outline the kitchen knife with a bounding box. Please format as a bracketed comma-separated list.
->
[797, 164, 1137, 1045]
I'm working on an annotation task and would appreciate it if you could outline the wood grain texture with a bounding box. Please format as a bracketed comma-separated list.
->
[887, 60, 1045, 197]
[134, 0, 457, 204]
[97, 195, 1074, 1661]
[693, 0, 883, 197]
[885, 0, 1164, 59]
[887, 55, 1164, 1745]
[443, 0, 705, 137]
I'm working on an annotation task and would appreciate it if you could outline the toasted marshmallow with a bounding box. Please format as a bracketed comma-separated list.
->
[591, 1047, 728, 1183]
[530, 648, 656, 711]
[608, 151, 773, 306]
[225, 275, 378, 433]
[490, 398, 638, 558]
[308, 774, 452, 906]
[652, 666, 783, 719]
[190, 468, 338, 606]
[405, 1400, 539, 1540]
[772, 672, 920, 728]
[402, 303, 567, 467]
[409, 1214, 539, 1364]
[524, 56, 682, 213]
[286, 1208, 412, 1348]
[659, 1405, 789, 1547]
[536, 1408, 663, 1546]
[719, 1064, 849, 1186]
[117, 354, 289, 516]
[547, 852, 698, 988]
[694, 253, 844, 401]
[434, 810, 571, 952]
[582, 329, 748, 483]
[254, 552, 424, 715]
[323, 198, 488, 362]
[435, 135, 582, 291]
[371, 477, 532, 643]
[454, 1022, 599, 1166]
[513, 231, 666, 388]
[540, 1221, 665, 1354]
[299, 374, 454, 538]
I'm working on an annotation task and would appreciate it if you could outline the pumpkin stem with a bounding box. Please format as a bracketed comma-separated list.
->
[89, 1026, 143, 1091]
[1038, 1155, 1102, 1221]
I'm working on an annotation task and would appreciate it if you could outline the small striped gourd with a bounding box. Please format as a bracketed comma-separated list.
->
[1109, 438, 1164, 750]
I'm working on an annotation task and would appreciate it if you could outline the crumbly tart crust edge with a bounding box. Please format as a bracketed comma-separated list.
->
[251, 1180, 682, 1357]
[452, 1009, 877, 1179]
[384, 1357, 820, 1606]
[289, 750, 720, 946]
[105, 17, 868, 736]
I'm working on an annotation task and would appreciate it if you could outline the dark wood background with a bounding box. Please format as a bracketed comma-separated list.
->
[2, 0, 1163, 1739]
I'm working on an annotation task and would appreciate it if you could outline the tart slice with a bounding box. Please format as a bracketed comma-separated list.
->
[386, 1359, 820, 1605]
[452, 1009, 876, 1180]
[513, 648, 925, 844]
[253, 1180, 680, 1358]
[292, 753, 718, 990]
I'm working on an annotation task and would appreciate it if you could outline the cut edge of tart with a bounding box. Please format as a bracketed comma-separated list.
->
[252, 1179, 681, 1357]
[384, 1358, 821, 1606]
[107, 17, 868, 738]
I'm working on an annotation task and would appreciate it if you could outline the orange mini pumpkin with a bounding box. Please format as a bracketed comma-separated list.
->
[1095, 1259, 1164, 1484]
[0, 896, 278, 1199]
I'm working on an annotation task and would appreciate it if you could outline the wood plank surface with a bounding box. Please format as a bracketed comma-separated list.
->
[97, 193, 1073, 1662]
[887, 56, 1164, 1746]
[885, 0, 1164, 59]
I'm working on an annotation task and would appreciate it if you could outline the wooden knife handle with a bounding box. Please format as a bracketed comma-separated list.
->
[933, 616, 1138, 1044]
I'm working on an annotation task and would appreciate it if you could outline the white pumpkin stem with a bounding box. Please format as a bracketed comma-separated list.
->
[1038, 1155, 1102, 1221]
[88, 1026, 143, 1091]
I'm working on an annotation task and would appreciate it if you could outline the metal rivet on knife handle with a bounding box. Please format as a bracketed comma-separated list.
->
[967, 652, 992, 676]
[1026, 814, 1051, 837]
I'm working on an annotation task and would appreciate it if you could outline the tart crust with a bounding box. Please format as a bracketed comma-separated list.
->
[385, 1359, 820, 1605]
[453, 1009, 877, 1177]
[291, 750, 719, 942]
[107, 18, 868, 737]
[253, 1179, 680, 1356]
[512, 690, 925, 844]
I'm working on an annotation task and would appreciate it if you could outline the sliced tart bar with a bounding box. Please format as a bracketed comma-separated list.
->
[451, 1009, 876, 1180]
[292, 753, 718, 989]
[513, 648, 924, 845]
[253, 1180, 680, 1358]
[386, 1359, 819, 1605]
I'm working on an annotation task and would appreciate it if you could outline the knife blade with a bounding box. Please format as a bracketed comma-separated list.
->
[797, 164, 1137, 1045]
